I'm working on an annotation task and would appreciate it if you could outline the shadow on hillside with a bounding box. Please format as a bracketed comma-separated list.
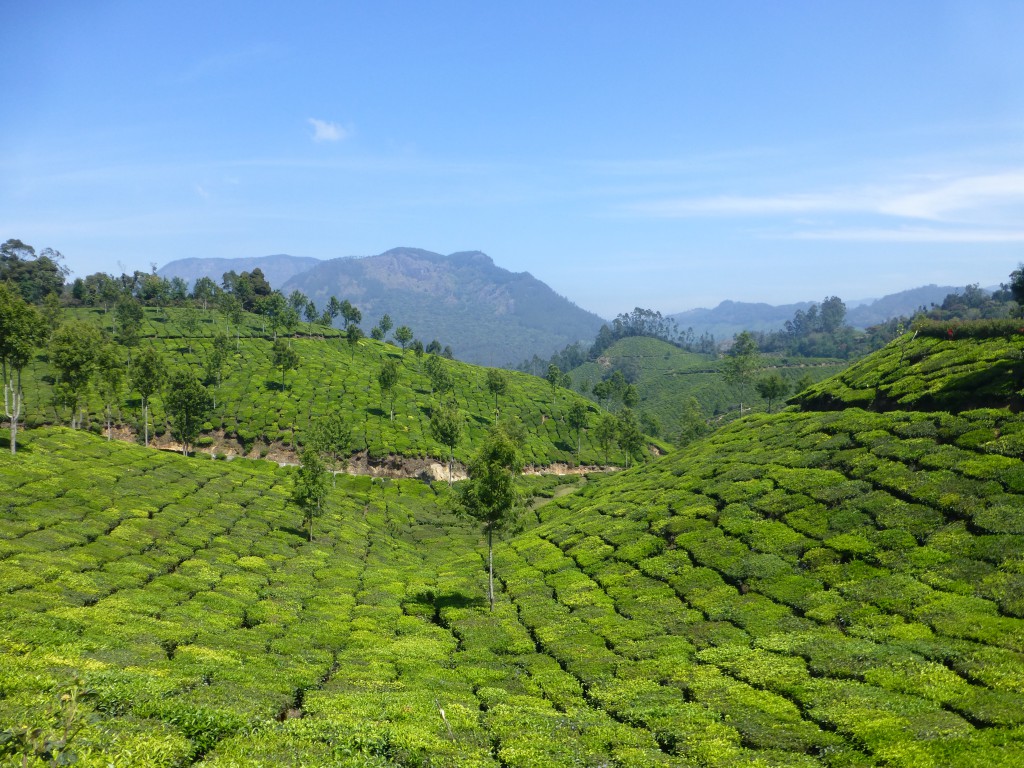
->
[0, 435, 33, 453]
[919, 359, 1023, 413]
[278, 524, 309, 539]
[411, 589, 486, 611]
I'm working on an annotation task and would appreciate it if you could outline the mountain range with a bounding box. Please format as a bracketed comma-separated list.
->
[669, 284, 959, 341]
[159, 249, 966, 364]
[159, 248, 606, 367]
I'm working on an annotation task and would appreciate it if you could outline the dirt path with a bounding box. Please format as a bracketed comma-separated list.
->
[115, 427, 621, 480]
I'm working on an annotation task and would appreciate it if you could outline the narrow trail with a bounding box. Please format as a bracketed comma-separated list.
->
[111, 426, 623, 479]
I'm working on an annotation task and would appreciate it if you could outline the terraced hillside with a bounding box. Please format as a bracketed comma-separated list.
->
[21, 307, 618, 467]
[793, 325, 1024, 413]
[3, 331, 1024, 766]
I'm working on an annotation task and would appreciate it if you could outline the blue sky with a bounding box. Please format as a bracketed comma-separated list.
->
[3, 1, 1023, 318]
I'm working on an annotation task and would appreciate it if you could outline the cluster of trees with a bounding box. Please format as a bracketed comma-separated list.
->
[522, 306, 716, 378]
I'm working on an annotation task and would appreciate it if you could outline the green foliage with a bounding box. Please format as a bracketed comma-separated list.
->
[291, 446, 328, 540]
[0, 283, 48, 454]
[485, 368, 508, 421]
[755, 373, 791, 413]
[377, 359, 400, 421]
[457, 423, 524, 610]
[164, 369, 213, 456]
[429, 399, 464, 485]
[270, 338, 299, 391]
[794, 330, 1024, 412]
[130, 345, 166, 447]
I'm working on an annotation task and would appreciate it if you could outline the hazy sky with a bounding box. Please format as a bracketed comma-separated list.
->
[3, 1, 1023, 318]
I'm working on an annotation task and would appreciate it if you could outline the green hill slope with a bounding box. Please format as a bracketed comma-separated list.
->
[567, 336, 847, 440]
[20, 307, 617, 468]
[3, 332, 1024, 765]
[793, 324, 1024, 413]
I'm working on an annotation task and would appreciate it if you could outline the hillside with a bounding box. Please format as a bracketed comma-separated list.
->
[280, 248, 606, 367]
[3, 322, 1024, 764]
[567, 336, 848, 440]
[793, 323, 1024, 413]
[157, 255, 322, 291]
[20, 306, 618, 469]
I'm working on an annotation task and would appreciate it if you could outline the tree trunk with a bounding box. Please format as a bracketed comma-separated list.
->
[143, 401, 149, 447]
[487, 525, 494, 612]
[5, 371, 20, 455]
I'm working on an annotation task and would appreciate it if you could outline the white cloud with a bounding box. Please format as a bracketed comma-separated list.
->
[308, 118, 348, 143]
[789, 226, 1024, 243]
[877, 172, 1024, 221]
[628, 169, 1024, 224]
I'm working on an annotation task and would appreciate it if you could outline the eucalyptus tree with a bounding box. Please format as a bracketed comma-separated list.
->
[567, 402, 588, 461]
[340, 299, 361, 329]
[485, 368, 508, 422]
[192, 276, 219, 309]
[755, 374, 791, 413]
[309, 410, 351, 486]
[165, 369, 213, 456]
[115, 296, 144, 355]
[204, 332, 231, 408]
[394, 325, 414, 352]
[293, 446, 329, 541]
[50, 320, 103, 429]
[218, 293, 244, 347]
[345, 324, 363, 358]
[617, 407, 644, 468]
[0, 283, 47, 454]
[426, 355, 453, 397]
[94, 336, 125, 441]
[456, 423, 523, 611]
[546, 364, 561, 411]
[272, 338, 300, 390]
[723, 331, 760, 416]
[594, 412, 618, 465]
[377, 359, 400, 421]
[131, 346, 166, 447]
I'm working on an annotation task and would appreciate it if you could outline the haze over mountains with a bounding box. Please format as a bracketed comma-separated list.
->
[669, 284, 960, 342]
[160, 249, 966, 364]
[160, 248, 606, 367]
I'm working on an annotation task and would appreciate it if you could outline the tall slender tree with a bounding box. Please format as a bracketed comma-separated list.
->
[50, 320, 103, 429]
[164, 369, 213, 456]
[293, 446, 329, 541]
[567, 402, 588, 461]
[377, 360, 400, 421]
[131, 346, 166, 447]
[0, 284, 47, 454]
[272, 338, 300, 390]
[456, 424, 523, 611]
[485, 369, 508, 422]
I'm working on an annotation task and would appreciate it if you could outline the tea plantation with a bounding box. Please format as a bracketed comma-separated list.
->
[793, 323, 1024, 413]
[20, 307, 621, 468]
[2, 330, 1024, 766]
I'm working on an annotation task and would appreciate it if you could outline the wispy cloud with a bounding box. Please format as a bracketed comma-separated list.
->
[790, 226, 1024, 243]
[877, 171, 1024, 221]
[627, 170, 1024, 225]
[308, 118, 349, 143]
